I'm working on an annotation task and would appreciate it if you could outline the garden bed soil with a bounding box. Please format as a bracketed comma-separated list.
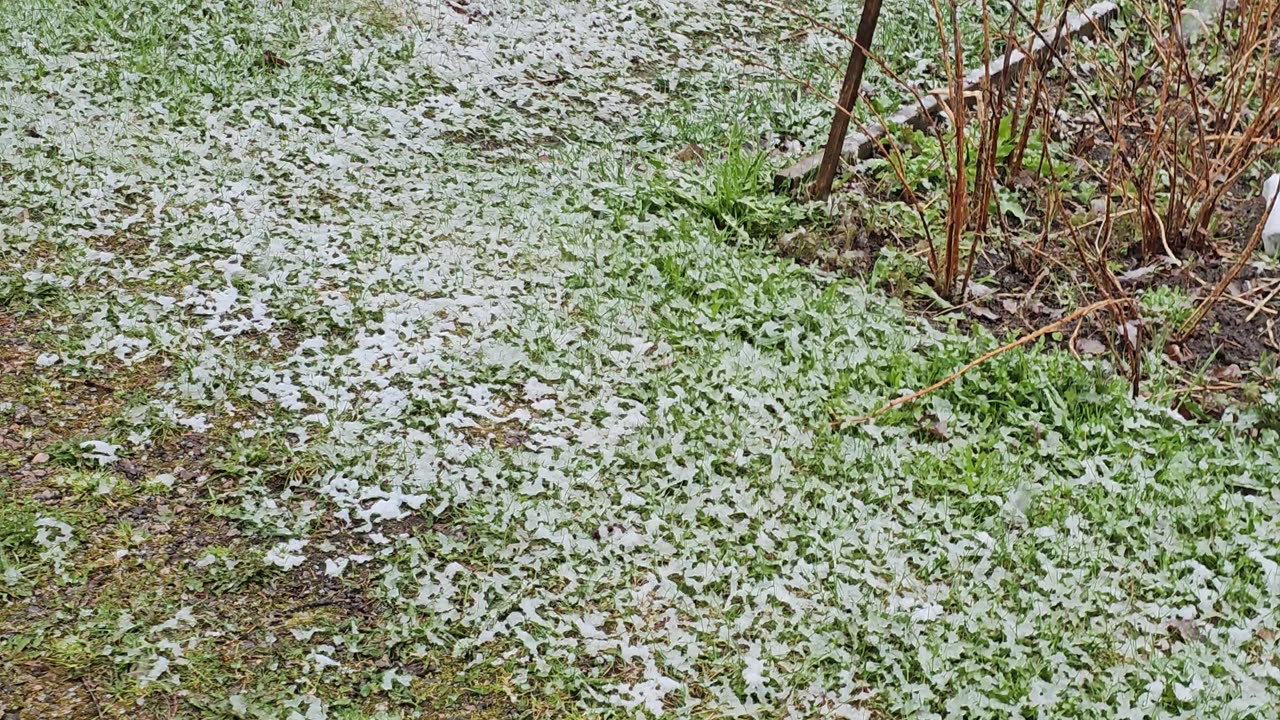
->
[777, 178, 1279, 410]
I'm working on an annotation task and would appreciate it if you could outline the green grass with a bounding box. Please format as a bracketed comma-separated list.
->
[0, 0, 423, 124]
[0, 434, 524, 719]
[3, 0, 1280, 718]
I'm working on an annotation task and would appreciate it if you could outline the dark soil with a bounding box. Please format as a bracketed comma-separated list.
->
[958, 183, 1278, 372]
[0, 309, 521, 720]
[770, 8, 1280, 411]
[771, 176, 1278, 407]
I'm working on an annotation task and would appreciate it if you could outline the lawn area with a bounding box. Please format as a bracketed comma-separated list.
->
[2, 0, 1279, 719]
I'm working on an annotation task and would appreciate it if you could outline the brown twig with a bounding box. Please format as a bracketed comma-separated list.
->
[1178, 186, 1277, 341]
[81, 678, 107, 720]
[1068, 316, 1086, 360]
[1245, 282, 1280, 323]
[1151, 382, 1244, 399]
[58, 376, 117, 392]
[1187, 287, 1278, 317]
[831, 298, 1122, 426]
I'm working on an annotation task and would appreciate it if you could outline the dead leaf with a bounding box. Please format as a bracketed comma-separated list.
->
[1010, 170, 1038, 190]
[965, 304, 999, 321]
[15, 208, 29, 222]
[1001, 298, 1020, 314]
[1118, 265, 1158, 283]
[1119, 320, 1142, 346]
[1028, 302, 1061, 319]
[922, 416, 948, 440]
[1259, 628, 1275, 642]
[1167, 618, 1204, 644]
[447, 0, 473, 15]
[1075, 337, 1106, 355]
[965, 282, 996, 299]
[674, 144, 705, 163]
[1165, 343, 1190, 364]
[262, 50, 290, 68]
[1209, 363, 1242, 382]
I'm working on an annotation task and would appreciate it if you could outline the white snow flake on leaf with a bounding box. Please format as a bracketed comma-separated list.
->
[6, 0, 1280, 717]
[79, 440, 121, 465]
[264, 539, 309, 570]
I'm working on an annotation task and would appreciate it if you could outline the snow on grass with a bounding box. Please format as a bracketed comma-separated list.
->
[3, 0, 1280, 718]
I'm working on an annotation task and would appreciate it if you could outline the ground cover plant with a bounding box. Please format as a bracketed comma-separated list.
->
[3, 0, 1280, 719]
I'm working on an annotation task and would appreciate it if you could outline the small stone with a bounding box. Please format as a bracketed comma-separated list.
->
[31, 452, 49, 464]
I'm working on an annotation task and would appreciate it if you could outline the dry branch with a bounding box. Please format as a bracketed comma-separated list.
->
[830, 298, 1123, 426]
[776, 1, 1119, 188]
